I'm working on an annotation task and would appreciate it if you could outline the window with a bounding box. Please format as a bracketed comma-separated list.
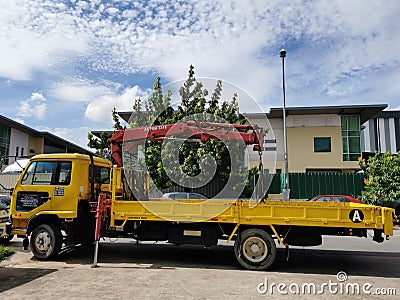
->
[334, 197, 349, 203]
[174, 193, 188, 199]
[21, 161, 72, 186]
[92, 166, 110, 184]
[315, 196, 331, 202]
[341, 116, 361, 161]
[58, 162, 72, 185]
[264, 139, 276, 143]
[0, 124, 10, 164]
[189, 193, 207, 200]
[314, 137, 331, 152]
[16, 146, 19, 157]
[262, 147, 277, 151]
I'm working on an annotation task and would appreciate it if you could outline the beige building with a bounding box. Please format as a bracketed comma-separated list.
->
[117, 104, 386, 174]
[245, 104, 386, 173]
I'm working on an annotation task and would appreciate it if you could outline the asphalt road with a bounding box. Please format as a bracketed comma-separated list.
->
[1, 229, 399, 299]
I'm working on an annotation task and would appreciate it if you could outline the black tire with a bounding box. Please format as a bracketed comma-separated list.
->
[31, 224, 62, 260]
[4, 234, 13, 242]
[234, 228, 276, 271]
[0, 234, 13, 244]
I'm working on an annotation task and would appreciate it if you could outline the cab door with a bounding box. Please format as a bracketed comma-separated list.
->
[15, 161, 72, 213]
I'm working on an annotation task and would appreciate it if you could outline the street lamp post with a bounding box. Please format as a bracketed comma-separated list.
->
[280, 49, 290, 201]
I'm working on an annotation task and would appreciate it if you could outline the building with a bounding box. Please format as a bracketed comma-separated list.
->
[361, 110, 400, 155]
[242, 104, 386, 173]
[116, 104, 387, 174]
[0, 114, 91, 168]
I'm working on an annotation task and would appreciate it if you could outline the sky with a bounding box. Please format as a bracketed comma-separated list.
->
[1, 0, 399, 150]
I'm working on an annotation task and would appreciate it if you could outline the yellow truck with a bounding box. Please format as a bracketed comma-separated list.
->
[6, 122, 395, 271]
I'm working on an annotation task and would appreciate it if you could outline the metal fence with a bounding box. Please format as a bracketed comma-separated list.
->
[0, 174, 19, 196]
[266, 172, 366, 199]
[161, 176, 227, 199]
[0, 171, 366, 200]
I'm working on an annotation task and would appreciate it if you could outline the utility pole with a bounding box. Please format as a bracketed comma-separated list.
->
[280, 49, 290, 201]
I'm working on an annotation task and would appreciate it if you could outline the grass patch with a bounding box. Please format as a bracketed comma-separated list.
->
[0, 245, 15, 261]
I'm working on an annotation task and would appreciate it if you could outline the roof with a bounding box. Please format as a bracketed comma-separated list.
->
[1, 159, 29, 173]
[91, 130, 113, 138]
[31, 153, 111, 166]
[118, 111, 145, 124]
[119, 104, 388, 125]
[0, 114, 42, 136]
[267, 104, 387, 124]
[41, 131, 93, 154]
[374, 110, 400, 119]
[0, 114, 93, 155]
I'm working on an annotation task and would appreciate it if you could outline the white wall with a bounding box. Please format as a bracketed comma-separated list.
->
[9, 128, 29, 163]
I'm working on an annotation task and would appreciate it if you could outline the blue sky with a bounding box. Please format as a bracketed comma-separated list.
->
[1, 0, 399, 149]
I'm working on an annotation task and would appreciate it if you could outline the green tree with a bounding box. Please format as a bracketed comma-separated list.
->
[129, 65, 255, 197]
[87, 107, 124, 159]
[87, 131, 110, 159]
[359, 151, 400, 205]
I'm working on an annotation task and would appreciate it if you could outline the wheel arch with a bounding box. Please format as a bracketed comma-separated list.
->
[236, 225, 275, 236]
[27, 214, 61, 235]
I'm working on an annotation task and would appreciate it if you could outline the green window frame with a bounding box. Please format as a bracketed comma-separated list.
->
[314, 137, 331, 152]
[341, 115, 361, 161]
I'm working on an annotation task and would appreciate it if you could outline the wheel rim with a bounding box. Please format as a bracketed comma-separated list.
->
[242, 236, 268, 263]
[34, 229, 52, 254]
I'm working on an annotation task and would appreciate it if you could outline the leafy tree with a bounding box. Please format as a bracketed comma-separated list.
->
[112, 107, 124, 130]
[129, 65, 256, 197]
[87, 131, 110, 159]
[87, 107, 124, 159]
[359, 151, 400, 205]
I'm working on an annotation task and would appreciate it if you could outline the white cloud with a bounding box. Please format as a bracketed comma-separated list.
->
[1, 0, 399, 114]
[84, 85, 150, 123]
[0, 0, 89, 81]
[12, 118, 25, 124]
[49, 80, 113, 103]
[17, 92, 47, 120]
[49, 80, 150, 123]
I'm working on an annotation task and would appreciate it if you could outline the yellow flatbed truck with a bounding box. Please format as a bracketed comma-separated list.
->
[5, 122, 395, 270]
[6, 152, 394, 270]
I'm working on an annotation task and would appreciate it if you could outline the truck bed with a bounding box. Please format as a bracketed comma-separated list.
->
[110, 198, 394, 236]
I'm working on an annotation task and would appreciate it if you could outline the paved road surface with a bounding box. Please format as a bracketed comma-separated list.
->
[1, 229, 399, 299]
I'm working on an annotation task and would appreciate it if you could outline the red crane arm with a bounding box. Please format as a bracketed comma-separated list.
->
[110, 121, 264, 167]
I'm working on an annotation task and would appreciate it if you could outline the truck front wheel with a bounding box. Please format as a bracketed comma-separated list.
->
[31, 224, 62, 260]
[234, 228, 276, 271]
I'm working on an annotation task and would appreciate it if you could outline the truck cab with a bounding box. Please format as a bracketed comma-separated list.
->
[9, 153, 111, 258]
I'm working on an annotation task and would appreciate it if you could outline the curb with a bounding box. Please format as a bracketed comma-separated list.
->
[0, 249, 32, 268]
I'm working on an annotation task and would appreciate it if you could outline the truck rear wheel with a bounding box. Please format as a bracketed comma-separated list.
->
[31, 224, 62, 260]
[234, 228, 276, 270]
